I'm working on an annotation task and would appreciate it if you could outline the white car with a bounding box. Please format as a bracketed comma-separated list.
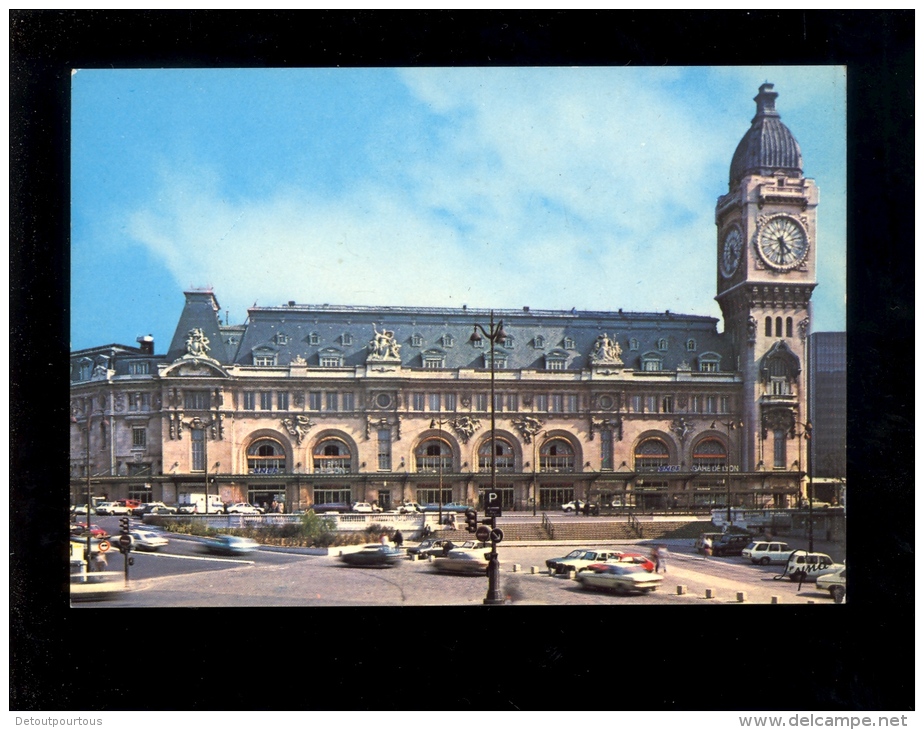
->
[577, 563, 665, 595]
[783, 550, 842, 583]
[395, 502, 422, 514]
[226, 502, 261, 515]
[351, 502, 384, 513]
[95, 502, 129, 516]
[816, 567, 846, 603]
[126, 530, 169, 551]
[741, 541, 792, 565]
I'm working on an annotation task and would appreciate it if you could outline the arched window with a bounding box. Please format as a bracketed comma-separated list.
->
[634, 438, 670, 472]
[313, 438, 352, 474]
[692, 438, 727, 471]
[775, 317, 783, 337]
[657, 338, 669, 351]
[765, 317, 772, 337]
[786, 317, 793, 338]
[415, 438, 452, 473]
[478, 437, 516, 473]
[686, 339, 696, 351]
[539, 439, 574, 473]
[247, 439, 286, 474]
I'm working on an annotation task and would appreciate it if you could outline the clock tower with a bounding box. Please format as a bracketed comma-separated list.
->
[715, 83, 817, 487]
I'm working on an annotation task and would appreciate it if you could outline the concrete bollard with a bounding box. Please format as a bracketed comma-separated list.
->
[736, 592, 747, 603]
[428, 555, 434, 562]
[771, 596, 780, 604]
[570, 570, 579, 580]
[548, 567, 555, 576]
[531, 566, 539, 574]
[512, 563, 520, 573]
[676, 585, 687, 595]
[705, 588, 714, 599]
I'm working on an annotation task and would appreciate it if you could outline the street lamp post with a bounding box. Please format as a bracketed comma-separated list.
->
[793, 420, 814, 551]
[430, 418, 449, 525]
[531, 429, 546, 517]
[712, 419, 743, 526]
[85, 409, 93, 566]
[470, 310, 507, 606]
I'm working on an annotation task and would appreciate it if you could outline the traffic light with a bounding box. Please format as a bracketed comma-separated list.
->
[464, 509, 478, 533]
[119, 517, 130, 536]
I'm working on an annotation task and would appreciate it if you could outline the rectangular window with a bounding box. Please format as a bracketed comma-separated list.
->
[243, 391, 256, 410]
[260, 391, 272, 410]
[191, 429, 205, 471]
[720, 396, 729, 413]
[645, 395, 658, 413]
[326, 392, 339, 411]
[423, 357, 444, 369]
[773, 430, 786, 469]
[128, 392, 139, 412]
[566, 394, 579, 413]
[412, 393, 425, 411]
[706, 396, 718, 414]
[320, 356, 342, 368]
[546, 360, 564, 371]
[771, 378, 789, 396]
[128, 361, 150, 375]
[534, 394, 548, 412]
[444, 393, 456, 412]
[254, 356, 276, 366]
[342, 392, 355, 411]
[507, 394, 518, 412]
[428, 393, 441, 412]
[277, 391, 289, 411]
[184, 390, 209, 410]
[132, 427, 146, 449]
[691, 395, 701, 413]
[642, 359, 661, 372]
[631, 395, 643, 413]
[601, 430, 613, 470]
[377, 429, 392, 471]
[308, 392, 321, 411]
[700, 361, 718, 373]
[140, 392, 151, 409]
[550, 394, 563, 413]
[661, 396, 674, 413]
[475, 393, 488, 412]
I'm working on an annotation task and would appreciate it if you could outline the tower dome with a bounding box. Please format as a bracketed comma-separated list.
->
[729, 83, 803, 186]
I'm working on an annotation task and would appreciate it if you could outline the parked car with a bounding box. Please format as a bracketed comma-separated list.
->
[148, 506, 177, 516]
[576, 563, 665, 595]
[742, 541, 792, 565]
[203, 535, 259, 555]
[407, 538, 457, 559]
[560, 500, 599, 514]
[710, 533, 752, 557]
[311, 503, 351, 514]
[613, 552, 656, 572]
[340, 544, 403, 568]
[70, 523, 109, 539]
[125, 530, 169, 551]
[72, 504, 89, 515]
[546, 549, 629, 575]
[95, 502, 128, 516]
[784, 551, 842, 583]
[431, 547, 494, 575]
[816, 566, 846, 603]
[421, 502, 471, 512]
[226, 502, 261, 515]
[395, 502, 423, 514]
[131, 502, 175, 517]
[351, 502, 384, 513]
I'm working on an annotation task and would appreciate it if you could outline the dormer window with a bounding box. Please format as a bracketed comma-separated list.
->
[274, 332, 290, 346]
[128, 361, 150, 376]
[340, 333, 353, 346]
[484, 351, 507, 370]
[253, 355, 277, 366]
[641, 352, 663, 372]
[422, 349, 445, 369]
[309, 332, 320, 345]
[698, 353, 721, 373]
[563, 337, 575, 350]
[319, 348, 344, 368]
[657, 338, 669, 351]
[441, 334, 455, 347]
[503, 336, 514, 348]
[629, 338, 639, 351]
[534, 335, 545, 348]
[686, 339, 697, 351]
[544, 350, 568, 371]
[411, 334, 423, 347]
[77, 359, 92, 381]
[472, 336, 484, 349]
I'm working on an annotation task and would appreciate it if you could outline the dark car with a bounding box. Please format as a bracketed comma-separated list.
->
[711, 533, 752, 557]
[340, 545, 403, 568]
[311, 503, 351, 514]
[407, 538, 477, 559]
[203, 535, 259, 556]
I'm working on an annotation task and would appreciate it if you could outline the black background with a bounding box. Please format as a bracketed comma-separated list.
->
[10, 10, 914, 711]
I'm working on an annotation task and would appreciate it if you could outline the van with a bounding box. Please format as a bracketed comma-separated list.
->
[742, 541, 791, 565]
[711, 533, 752, 557]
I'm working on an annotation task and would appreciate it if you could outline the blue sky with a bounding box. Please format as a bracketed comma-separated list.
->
[71, 66, 846, 352]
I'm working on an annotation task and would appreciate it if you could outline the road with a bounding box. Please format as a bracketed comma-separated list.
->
[73, 516, 839, 606]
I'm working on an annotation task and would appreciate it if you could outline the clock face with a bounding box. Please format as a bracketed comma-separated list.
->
[757, 216, 808, 271]
[721, 227, 743, 278]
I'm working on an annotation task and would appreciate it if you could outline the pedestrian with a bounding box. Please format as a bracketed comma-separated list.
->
[422, 523, 432, 539]
[702, 535, 713, 557]
[657, 545, 669, 573]
[447, 513, 456, 530]
[650, 547, 661, 573]
[393, 529, 404, 550]
[92, 550, 108, 572]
